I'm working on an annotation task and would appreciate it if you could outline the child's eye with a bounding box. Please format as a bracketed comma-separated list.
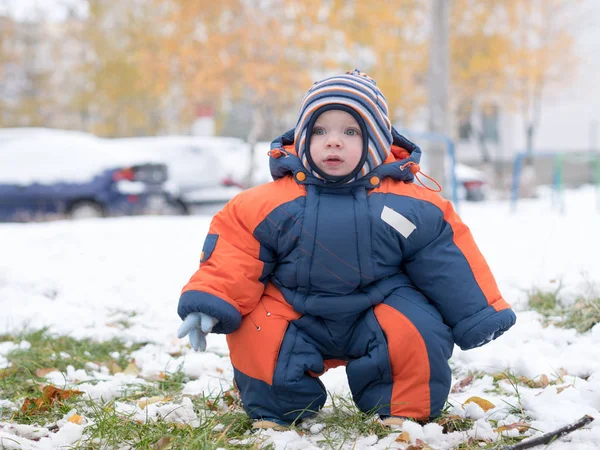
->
[312, 127, 326, 135]
[345, 128, 360, 136]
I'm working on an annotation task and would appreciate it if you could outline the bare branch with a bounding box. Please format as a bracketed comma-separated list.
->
[501, 415, 595, 450]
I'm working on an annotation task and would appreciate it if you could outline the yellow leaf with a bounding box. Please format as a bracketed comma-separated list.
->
[138, 396, 167, 409]
[68, 414, 84, 424]
[107, 361, 123, 374]
[464, 396, 495, 412]
[396, 431, 411, 443]
[123, 361, 141, 376]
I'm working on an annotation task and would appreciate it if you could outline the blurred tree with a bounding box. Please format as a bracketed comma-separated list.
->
[451, 0, 511, 163]
[450, 0, 580, 168]
[501, 0, 580, 164]
[159, 0, 325, 186]
[0, 15, 55, 127]
[327, 0, 429, 126]
[0, 13, 17, 125]
[69, 0, 172, 137]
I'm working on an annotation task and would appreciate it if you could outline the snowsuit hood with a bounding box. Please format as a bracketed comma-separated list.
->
[269, 126, 423, 188]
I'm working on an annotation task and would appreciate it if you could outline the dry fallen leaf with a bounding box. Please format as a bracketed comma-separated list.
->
[106, 361, 123, 374]
[153, 436, 172, 450]
[557, 385, 573, 394]
[395, 431, 411, 443]
[35, 368, 58, 378]
[406, 439, 432, 450]
[123, 361, 141, 376]
[495, 422, 531, 433]
[537, 374, 549, 388]
[223, 388, 240, 407]
[68, 414, 85, 425]
[138, 396, 168, 409]
[21, 386, 84, 414]
[451, 374, 474, 393]
[464, 396, 495, 412]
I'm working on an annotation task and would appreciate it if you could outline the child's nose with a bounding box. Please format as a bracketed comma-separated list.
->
[325, 133, 343, 147]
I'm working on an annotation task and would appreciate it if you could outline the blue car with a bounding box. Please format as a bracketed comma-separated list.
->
[0, 164, 170, 222]
[0, 133, 172, 221]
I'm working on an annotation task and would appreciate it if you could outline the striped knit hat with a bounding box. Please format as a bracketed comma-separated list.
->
[294, 69, 393, 180]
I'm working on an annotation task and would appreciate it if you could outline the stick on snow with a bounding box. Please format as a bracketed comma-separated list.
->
[501, 415, 595, 450]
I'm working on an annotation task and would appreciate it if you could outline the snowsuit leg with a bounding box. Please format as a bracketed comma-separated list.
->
[346, 285, 454, 420]
[227, 298, 327, 426]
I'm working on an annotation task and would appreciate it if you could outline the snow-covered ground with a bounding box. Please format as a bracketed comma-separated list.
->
[1, 186, 600, 449]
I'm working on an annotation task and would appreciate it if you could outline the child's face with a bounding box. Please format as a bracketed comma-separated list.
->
[309, 110, 363, 177]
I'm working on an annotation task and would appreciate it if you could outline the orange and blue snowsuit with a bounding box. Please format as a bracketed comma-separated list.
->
[178, 128, 516, 426]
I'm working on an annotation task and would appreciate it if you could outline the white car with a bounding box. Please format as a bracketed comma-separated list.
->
[110, 136, 249, 213]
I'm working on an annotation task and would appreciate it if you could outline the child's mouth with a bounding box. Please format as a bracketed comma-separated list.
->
[323, 156, 343, 166]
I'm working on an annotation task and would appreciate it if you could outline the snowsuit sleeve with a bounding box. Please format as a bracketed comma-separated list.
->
[398, 189, 516, 350]
[177, 192, 276, 334]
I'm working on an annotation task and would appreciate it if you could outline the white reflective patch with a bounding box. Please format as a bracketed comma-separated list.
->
[381, 206, 416, 238]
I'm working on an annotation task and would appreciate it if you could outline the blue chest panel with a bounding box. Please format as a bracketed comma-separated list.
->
[258, 187, 416, 304]
[309, 192, 361, 295]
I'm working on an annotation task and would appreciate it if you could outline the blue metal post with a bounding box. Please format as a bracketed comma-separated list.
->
[510, 152, 524, 212]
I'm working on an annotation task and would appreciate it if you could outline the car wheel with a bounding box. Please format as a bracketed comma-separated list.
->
[172, 200, 189, 215]
[69, 201, 104, 220]
[164, 199, 189, 216]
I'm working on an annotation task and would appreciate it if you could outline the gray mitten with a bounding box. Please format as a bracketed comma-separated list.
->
[177, 312, 219, 352]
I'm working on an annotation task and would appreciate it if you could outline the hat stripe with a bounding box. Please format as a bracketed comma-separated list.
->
[316, 76, 383, 103]
[303, 84, 390, 129]
[367, 142, 381, 166]
[310, 76, 391, 122]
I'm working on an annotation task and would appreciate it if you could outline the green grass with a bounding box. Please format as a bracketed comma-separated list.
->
[561, 296, 600, 332]
[79, 397, 259, 449]
[0, 328, 140, 400]
[528, 287, 561, 314]
[527, 285, 600, 333]
[0, 330, 556, 449]
[0, 329, 264, 449]
[315, 396, 395, 447]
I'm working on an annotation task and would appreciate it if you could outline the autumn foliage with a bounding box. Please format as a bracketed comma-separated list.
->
[0, 0, 581, 141]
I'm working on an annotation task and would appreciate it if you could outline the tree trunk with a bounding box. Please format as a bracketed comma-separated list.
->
[244, 108, 265, 188]
[476, 129, 491, 163]
[525, 123, 535, 166]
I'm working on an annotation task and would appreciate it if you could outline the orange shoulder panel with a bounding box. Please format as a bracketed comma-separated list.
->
[373, 180, 510, 312]
[228, 176, 305, 235]
[182, 177, 306, 316]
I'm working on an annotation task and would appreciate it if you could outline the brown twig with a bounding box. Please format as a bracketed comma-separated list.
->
[501, 415, 595, 450]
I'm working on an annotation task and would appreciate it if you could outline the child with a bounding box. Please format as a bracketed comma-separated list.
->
[177, 69, 516, 430]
